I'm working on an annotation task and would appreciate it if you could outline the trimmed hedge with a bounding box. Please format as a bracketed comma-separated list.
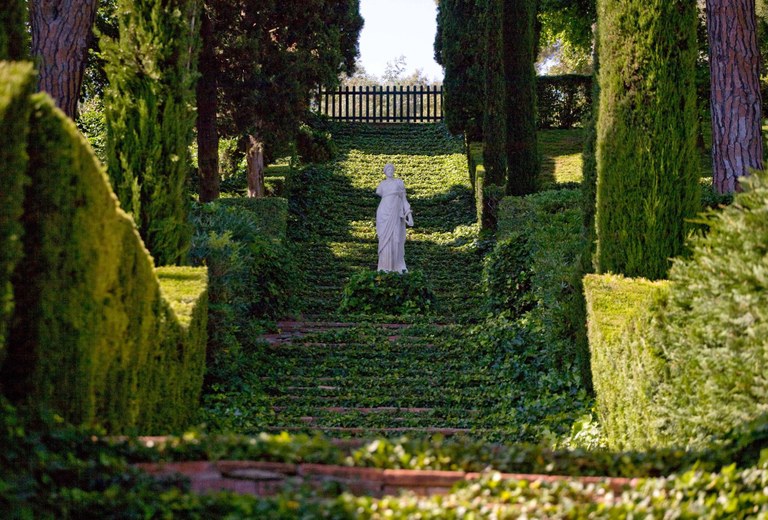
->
[0, 0, 28, 60]
[0, 62, 33, 357]
[537, 74, 592, 129]
[586, 171, 768, 450]
[583, 274, 669, 450]
[0, 75, 208, 434]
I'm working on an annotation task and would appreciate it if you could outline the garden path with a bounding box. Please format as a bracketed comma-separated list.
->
[248, 124, 543, 439]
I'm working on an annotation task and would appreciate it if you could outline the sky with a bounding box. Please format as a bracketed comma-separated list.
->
[358, 0, 444, 82]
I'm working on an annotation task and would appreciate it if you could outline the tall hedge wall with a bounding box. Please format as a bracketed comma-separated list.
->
[0, 65, 208, 434]
[0, 62, 33, 358]
[595, 0, 699, 280]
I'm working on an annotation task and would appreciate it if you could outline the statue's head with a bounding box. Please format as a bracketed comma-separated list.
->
[383, 163, 395, 178]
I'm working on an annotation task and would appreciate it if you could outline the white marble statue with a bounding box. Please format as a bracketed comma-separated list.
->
[376, 163, 413, 272]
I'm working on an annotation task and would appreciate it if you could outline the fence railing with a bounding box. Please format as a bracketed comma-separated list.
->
[316, 85, 443, 123]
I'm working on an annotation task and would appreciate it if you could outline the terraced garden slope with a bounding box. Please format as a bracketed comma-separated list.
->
[203, 124, 589, 441]
[288, 123, 481, 321]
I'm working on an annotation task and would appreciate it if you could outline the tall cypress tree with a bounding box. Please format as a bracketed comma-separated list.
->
[102, 0, 200, 265]
[481, 0, 507, 230]
[0, 0, 28, 60]
[595, 0, 699, 280]
[503, 0, 539, 196]
[435, 0, 485, 140]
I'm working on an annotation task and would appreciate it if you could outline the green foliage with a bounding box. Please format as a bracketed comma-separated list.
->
[213, 0, 363, 160]
[585, 171, 768, 451]
[434, 0, 485, 139]
[496, 190, 587, 373]
[296, 123, 337, 164]
[102, 0, 199, 266]
[583, 273, 670, 450]
[595, 0, 700, 280]
[503, 0, 539, 196]
[0, 93, 207, 434]
[189, 198, 296, 384]
[650, 170, 768, 447]
[0, 62, 33, 355]
[481, 234, 534, 316]
[75, 97, 107, 163]
[340, 269, 436, 316]
[0, 0, 28, 60]
[537, 74, 592, 129]
[481, 0, 507, 192]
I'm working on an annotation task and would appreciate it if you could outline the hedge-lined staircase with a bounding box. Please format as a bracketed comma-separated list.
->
[255, 124, 495, 439]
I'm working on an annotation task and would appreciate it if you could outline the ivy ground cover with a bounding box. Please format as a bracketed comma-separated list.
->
[200, 124, 590, 442]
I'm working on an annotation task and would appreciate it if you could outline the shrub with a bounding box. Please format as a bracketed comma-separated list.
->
[537, 75, 592, 129]
[583, 273, 670, 450]
[651, 169, 768, 447]
[340, 269, 436, 316]
[0, 62, 33, 355]
[296, 123, 337, 164]
[0, 91, 207, 433]
[102, 0, 199, 265]
[595, 0, 700, 280]
[0, 0, 28, 60]
[76, 97, 107, 163]
[481, 234, 534, 316]
[189, 198, 296, 370]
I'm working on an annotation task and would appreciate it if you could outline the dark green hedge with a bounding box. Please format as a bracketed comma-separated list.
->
[0, 88, 208, 434]
[537, 75, 592, 129]
[0, 62, 33, 357]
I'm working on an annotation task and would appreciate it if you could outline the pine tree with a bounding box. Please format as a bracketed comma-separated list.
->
[503, 0, 539, 196]
[0, 0, 28, 60]
[102, 0, 200, 265]
[595, 0, 700, 280]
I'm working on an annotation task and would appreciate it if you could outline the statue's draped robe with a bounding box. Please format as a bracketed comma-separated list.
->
[376, 178, 411, 272]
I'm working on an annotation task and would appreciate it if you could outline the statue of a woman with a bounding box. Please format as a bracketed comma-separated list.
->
[376, 163, 413, 272]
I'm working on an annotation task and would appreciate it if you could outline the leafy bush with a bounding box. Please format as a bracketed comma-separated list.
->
[536, 74, 592, 129]
[296, 123, 337, 164]
[340, 269, 436, 316]
[481, 233, 534, 316]
[190, 199, 296, 327]
[75, 97, 107, 163]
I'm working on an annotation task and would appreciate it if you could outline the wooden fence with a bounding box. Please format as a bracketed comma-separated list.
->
[316, 85, 443, 123]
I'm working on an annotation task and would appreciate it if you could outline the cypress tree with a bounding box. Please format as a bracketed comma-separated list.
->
[0, 0, 28, 60]
[435, 0, 485, 140]
[503, 0, 539, 196]
[102, 0, 200, 266]
[481, 0, 506, 230]
[595, 0, 699, 280]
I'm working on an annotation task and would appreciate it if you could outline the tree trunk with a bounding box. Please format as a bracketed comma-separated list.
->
[706, 0, 764, 194]
[30, 0, 99, 119]
[246, 135, 264, 198]
[196, 5, 219, 203]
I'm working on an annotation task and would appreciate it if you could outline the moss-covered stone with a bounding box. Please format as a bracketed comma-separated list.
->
[0, 62, 33, 358]
[583, 273, 669, 450]
[0, 85, 207, 434]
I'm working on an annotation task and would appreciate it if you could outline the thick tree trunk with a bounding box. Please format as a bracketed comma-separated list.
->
[30, 0, 99, 119]
[196, 5, 220, 203]
[246, 135, 264, 198]
[706, 0, 763, 194]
